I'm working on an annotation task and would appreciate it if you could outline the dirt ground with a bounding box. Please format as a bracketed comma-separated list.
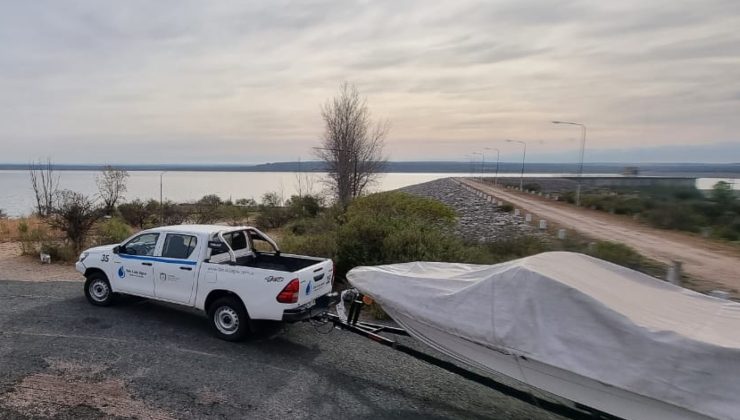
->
[461, 178, 740, 295]
[0, 242, 81, 282]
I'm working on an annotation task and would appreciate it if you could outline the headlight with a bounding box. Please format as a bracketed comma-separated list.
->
[79, 252, 89, 262]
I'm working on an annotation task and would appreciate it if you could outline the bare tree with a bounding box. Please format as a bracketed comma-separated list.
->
[294, 157, 319, 198]
[48, 190, 102, 253]
[29, 158, 59, 218]
[315, 83, 388, 206]
[96, 166, 129, 214]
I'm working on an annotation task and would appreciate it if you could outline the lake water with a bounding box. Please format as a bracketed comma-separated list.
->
[0, 170, 736, 217]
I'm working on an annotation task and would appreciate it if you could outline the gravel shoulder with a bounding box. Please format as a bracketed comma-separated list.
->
[0, 242, 80, 282]
[0, 280, 559, 419]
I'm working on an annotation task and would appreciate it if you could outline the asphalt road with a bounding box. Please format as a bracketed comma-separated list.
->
[0, 280, 560, 420]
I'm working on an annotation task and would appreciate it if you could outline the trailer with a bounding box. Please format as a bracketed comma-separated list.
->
[311, 290, 620, 420]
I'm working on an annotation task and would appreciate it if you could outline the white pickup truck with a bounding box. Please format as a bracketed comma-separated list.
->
[75, 224, 334, 341]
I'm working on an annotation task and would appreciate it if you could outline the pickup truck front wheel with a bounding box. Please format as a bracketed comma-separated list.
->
[208, 297, 250, 341]
[84, 274, 114, 306]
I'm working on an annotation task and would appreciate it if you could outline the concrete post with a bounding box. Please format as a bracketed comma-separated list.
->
[539, 219, 547, 230]
[497, 200, 503, 206]
[557, 229, 566, 240]
[666, 261, 682, 286]
[514, 209, 521, 217]
[525, 213, 532, 222]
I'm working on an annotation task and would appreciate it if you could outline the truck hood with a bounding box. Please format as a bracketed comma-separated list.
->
[85, 244, 117, 254]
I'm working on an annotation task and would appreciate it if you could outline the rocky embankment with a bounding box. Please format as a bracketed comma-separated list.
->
[399, 177, 538, 242]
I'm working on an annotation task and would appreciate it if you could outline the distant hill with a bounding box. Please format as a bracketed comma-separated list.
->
[0, 161, 737, 177]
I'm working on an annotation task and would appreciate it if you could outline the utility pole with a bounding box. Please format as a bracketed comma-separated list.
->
[506, 139, 527, 191]
[485, 147, 500, 185]
[472, 152, 484, 180]
[552, 121, 587, 206]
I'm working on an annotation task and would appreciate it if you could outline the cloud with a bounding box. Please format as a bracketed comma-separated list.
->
[0, 0, 738, 164]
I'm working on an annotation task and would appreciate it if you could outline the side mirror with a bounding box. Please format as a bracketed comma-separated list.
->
[112, 245, 120, 254]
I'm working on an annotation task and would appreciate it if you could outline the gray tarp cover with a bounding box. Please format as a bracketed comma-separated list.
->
[347, 252, 740, 420]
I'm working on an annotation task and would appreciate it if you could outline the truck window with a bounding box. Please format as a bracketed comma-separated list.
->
[223, 231, 248, 251]
[248, 231, 278, 253]
[161, 234, 198, 259]
[209, 230, 252, 264]
[121, 233, 160, 256]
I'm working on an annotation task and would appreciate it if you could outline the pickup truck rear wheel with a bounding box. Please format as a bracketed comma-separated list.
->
[208, 297, 250, 341]
[84, 273, 114, 306]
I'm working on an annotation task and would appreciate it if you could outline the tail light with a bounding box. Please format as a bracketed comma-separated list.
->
[276, 278, 300, 303]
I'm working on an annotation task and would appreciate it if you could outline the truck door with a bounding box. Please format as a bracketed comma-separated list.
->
[115, 232, 160, 297]
[153, 233, 199, 305]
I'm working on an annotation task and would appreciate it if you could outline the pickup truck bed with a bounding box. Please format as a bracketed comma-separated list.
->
[236, 253, 324, 272]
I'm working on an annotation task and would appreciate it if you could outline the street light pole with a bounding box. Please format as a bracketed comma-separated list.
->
[159, 171, 167, 225]
[506, 139, 527, 191]
[472, 152, 484, 180]
[552, 121, 587, 206]
[485, 147, 500, 185]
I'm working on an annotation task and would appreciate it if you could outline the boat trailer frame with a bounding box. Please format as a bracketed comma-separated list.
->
[314, 291, 622, 420]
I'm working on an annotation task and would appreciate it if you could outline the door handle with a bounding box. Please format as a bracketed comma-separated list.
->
[142, 262, 152, 266]
[180, 266, 192, 271]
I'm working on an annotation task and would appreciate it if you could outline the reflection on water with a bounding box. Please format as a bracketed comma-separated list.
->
[0, 170, 736, 217]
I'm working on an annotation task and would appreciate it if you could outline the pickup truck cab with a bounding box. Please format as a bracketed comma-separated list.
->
[75, 224, 334, 341]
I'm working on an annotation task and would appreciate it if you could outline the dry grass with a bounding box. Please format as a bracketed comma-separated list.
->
[0, 216, 54, 242]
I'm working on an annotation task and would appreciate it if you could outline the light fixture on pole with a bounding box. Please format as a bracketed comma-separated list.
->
[552, 121, 587, 206]
[506, 139, 527, 191]
[485, 147, 500, 185]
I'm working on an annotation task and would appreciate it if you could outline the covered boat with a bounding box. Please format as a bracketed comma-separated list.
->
[347, 252, 740, 420]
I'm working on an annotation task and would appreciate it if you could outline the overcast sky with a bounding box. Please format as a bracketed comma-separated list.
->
[1, 0, 739, 164]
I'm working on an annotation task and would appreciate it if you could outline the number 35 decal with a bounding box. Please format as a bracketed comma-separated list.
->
[101, 254, 109, 262]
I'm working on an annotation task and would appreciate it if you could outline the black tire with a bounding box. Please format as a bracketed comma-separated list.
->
[208, 296, 250, 342]
[84, 273, 114, 307]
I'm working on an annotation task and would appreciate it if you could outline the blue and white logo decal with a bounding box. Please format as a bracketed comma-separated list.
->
[305, 282, 312, 295]
[117, 266, 126, 279]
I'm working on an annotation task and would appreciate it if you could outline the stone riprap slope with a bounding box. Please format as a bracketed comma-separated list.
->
[398, 178, 538, 242]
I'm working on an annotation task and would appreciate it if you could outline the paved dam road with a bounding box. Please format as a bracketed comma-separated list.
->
[460, 178, 740, 294]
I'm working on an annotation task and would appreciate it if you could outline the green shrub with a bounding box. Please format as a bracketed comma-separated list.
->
[334, 192, 459, 278]
[118, 199, 152, 228]
[499, 204, 514, 212]
[484, 235, 551, 261]
[643, 205, 706, 232]
[222, 205, 251, 226]
[255, 192, 290, 229]
[587, 241, 643, 269]
[280, 230, 337, 259]
[286, 195, 322, 219]
[523, 183, 541, 192]
[40, 242, 77, 262]
[18, 220, 49, 256]
[96, 217, 132, 245]
[192, 194, 223, 224]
